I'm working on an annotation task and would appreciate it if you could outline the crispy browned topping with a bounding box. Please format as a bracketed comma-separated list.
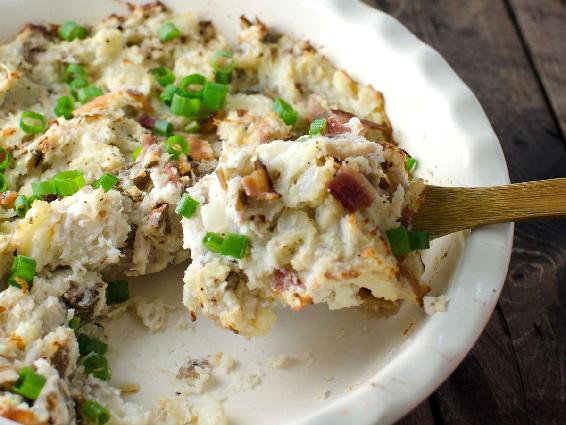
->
[187, 136, 213, 161]
[242, 160, 280, 201]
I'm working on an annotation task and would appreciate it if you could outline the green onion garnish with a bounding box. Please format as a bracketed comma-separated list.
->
[408, 230, 430, 250]
[77, 86, 103, 103]
[8, 255, 37, 289]
[202, 81, 228, 111]
[176, 194, 199, 219]
[20, 111, 46, 134]
[14, 195, 29, 218]
[150, 66, 176, 87]
[78, 334, 108, 357]
[0, 147, 10, 170]
[106, 280, 129, 305]
[211, 50, 234, 84]
[309, 118, 327, 136]
[184, 121, 200, 133]
[385, 226, 411, 256]
[92, 173, 118, 192]
[273, 98, 298, 126]
[12, 367, 46, 400]
[82, 400, 111, 425]
[160, 84, 177, 105]
[170, 93, 201, 116]
[31, 179, 57, 197]
[220, 233, 249, 259]
[70, 77, 89, 91]
[53, 169, 85, 196]
[385, 225, 430, 256]
[157, 22, 181, 43]
[64, 64, 86, 83]
[0, 174, 7, 192]
[54, 96, 75, 119]
[68, 316, 81, 332]
[83, 354, 110, 381]
[406, 157, 418, 173]
[180, 73, 206, 98]
[132, 146, 142, 161]
[164, 135, 189, 159]
[153, 119, 173, 137]
[58, 21, 87, 41]
[203, 232, 223, 253]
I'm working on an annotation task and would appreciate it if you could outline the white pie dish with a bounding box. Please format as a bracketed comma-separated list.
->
[0, 0, 513, 424]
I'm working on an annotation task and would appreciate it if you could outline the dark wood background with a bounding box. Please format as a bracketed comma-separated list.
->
[361, 0, 566, 424]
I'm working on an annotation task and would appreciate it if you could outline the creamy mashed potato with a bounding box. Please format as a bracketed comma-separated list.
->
[0, 3, 427, 424]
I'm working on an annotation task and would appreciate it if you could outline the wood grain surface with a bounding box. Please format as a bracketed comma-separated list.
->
[362, 0, 566, 423]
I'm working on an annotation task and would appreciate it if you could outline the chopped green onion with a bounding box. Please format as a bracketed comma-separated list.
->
[160, 84, 177, 105]
[8, 255, 36, 289]
[54, 96, 75, 119]
[184, 121, 200, 133]
[385, 226, 412, 256]
[273, 98, 298, 126]
[106, 280, 129, 305]
[10, 255, 36, 280]
[309, 118, 327, 136]
[153, 119, 173, 136]
[77, 86, 103, 103]
[202, 81, 228, 111]
[68, 316, 81, 332]
[64, 64, 86, 83]
[14, 195, 28, 218]
[0, 174, 7, 192]
[31, 179, 57, 197]
[82, 400, 111, 425]
[386, 226, 430, 256]
[132, 146, 142, 161]
[220, 233, 249, 259]
[176, 194, 199, 219]
[53, 169, 85, 196]
[70, 77, 89, 91]
[170, 93, 201, 117]
[20, 111, 46, 134]
[406, 157, 418, 173]
[83, 354, 111, 381]
[78, 334, 107, 357]
[151, 66, 176, 87]
[203, 232, 223, 253]
[0, 147, 10, 170]
[179, 74, 206, 98]
[12, 367, 46, 400]
[58, 21, 87, 41]
[164, 135, 189, 159]
[408, 230, 430, 250]
[211, 50, 234, 84]
[92, 173, 118, 192]
[157, 22, 181, 43]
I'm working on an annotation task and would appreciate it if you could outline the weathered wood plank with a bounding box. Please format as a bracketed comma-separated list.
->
[365, 0, 566, 424]
[507, 0, 566, 139]
[395, 401, 435, 425]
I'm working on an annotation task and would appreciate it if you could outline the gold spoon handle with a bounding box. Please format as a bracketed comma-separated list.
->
[412, 178, 566, 239]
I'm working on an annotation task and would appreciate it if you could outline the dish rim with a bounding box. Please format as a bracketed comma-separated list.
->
[0, 0, 513, 424]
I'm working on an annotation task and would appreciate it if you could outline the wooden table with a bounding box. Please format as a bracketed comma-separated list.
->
[362, 1, 566, 423]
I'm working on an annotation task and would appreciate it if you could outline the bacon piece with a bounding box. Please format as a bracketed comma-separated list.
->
[187, 136, 214, 161]
[327, 164, 377, 211]
[242, 160, 280, 201]
[138, 113, 155, 129]
[273, 268, 302, 291]
[325, 109, 388, 136]
[149, 204, 168, 229]
[163, 163, 180, 186]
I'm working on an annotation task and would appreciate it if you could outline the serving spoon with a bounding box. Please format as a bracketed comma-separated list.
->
[411, 178, 566, 240]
